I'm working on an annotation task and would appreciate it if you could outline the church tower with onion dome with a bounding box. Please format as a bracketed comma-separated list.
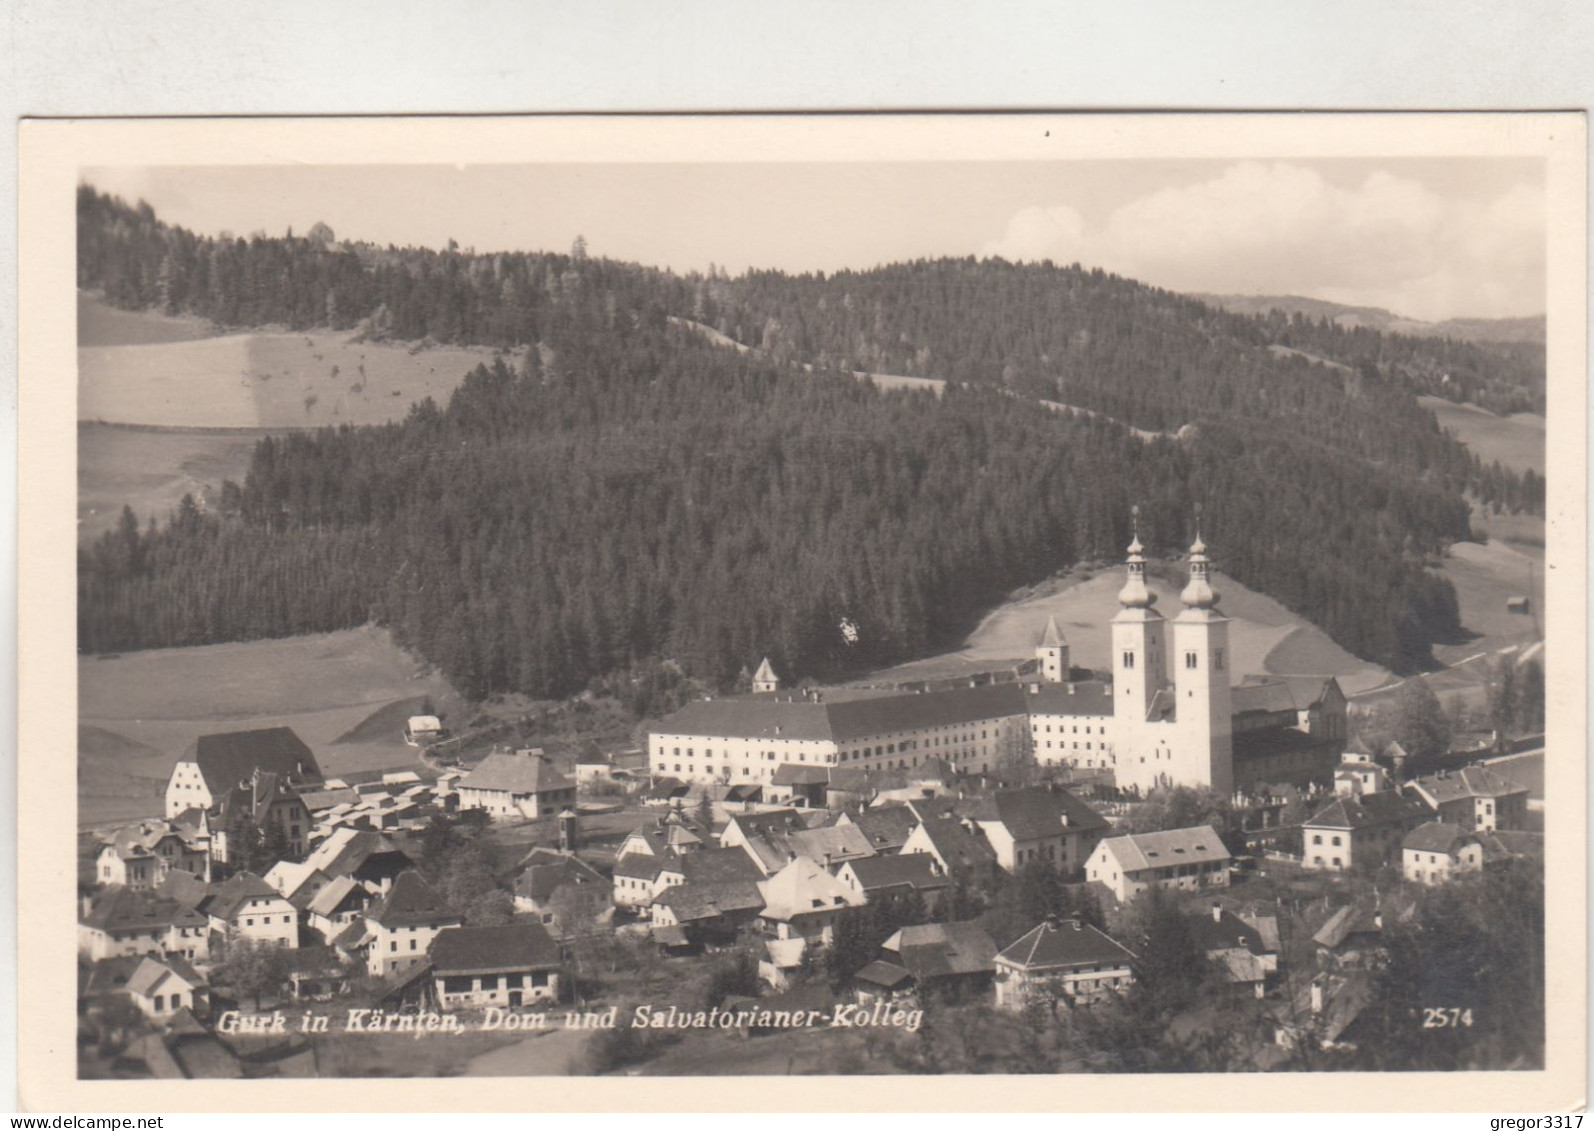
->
[1169, 519, 1235, 794]
[1109, 508, 1169, 777]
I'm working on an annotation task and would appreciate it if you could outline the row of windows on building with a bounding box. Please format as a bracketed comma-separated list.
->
[441, 972, 550, 994]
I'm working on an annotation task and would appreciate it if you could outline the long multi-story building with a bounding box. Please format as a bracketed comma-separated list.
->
[648, 524, 1347, 796]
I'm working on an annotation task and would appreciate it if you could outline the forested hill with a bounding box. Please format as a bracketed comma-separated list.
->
[78, 188, 1500, 697]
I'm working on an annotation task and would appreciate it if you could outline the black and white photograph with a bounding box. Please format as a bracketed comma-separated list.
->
[14, 113, 1587, 1110]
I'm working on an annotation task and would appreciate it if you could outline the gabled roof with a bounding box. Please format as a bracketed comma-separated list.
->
[213, 770, 304, 827]
[906, 799, 999, 872]
[842, 852, 949, 893]
[771, 764, 832, 787]
[853, 959, 914, 989]
[305, 874, 367, 919]
[1402, 821, 1477, 854]
[429, 922, 561, 974]
[303, 827, 412, 879]
[198, 872, 284, 922]
[126, 954, 207, 998]
[958, 787, 1109, 842]
[458, 749, 572, 795]
[1094, 826, 1231, 872]
[1024, 681, 1115, 718]
[189, 727, 322, 794]
[652, 879, 765, 921]
[1230, 680, 1301, 716]
[848, 804, 918, 852]
[1189, 908, 1271, 956]
[512, 851, 610, 903]
[365, 871, 458, 930]
[997, 918, 1135, 971]
[672, 847, 764, 886]
[83, 956, 143, 996]
[1304, 791, 1429, 831]
[756, 856, 864, 921]
[80, 886, 209, 935]
[788, 823, 875, 865]
[883, 921, 997, 980]
[1410, 765, 1530, 805]
[155, 870, 211, 910]
[102, 819, 197, 861]
[299, 787, 361, 812]
[331, 917, 371, 950]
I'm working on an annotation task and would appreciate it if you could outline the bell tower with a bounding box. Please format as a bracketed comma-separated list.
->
[1171, 519, 1234, 794]
[1036, 615, 1070, 683]
[752, 657, 781, 694]
[1110, 507, 1167, 735]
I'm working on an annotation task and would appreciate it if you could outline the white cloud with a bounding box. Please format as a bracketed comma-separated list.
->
[982, 162, 1544, 321]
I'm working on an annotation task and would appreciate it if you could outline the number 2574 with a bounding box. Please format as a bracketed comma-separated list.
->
[1422, 1007, 1473, 1029]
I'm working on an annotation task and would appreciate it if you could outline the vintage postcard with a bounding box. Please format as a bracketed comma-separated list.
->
[15, 113, 1587, 1111]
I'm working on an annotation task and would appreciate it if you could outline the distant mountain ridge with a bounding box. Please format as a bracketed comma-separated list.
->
[1193, 293, 1546, 345]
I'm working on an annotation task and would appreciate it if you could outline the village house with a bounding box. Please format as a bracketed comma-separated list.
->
[834, 852, 950, 904]
[198, 872, 299, 951]
[954, 786, 1110, 876]
[1302, 791, 1430, 872]
[611, 853, 667, 911]
[900, 798, 1000, 883]
[164, 726, 323, 820]
[510, 848, 612, 936]
[993, 916, 1136, 1009]
[209, 769, 314, 865]
[78, 887, 211, 963]
[1190, 904, 1278, 998]
[754, 855, 865, 945]
[837, 803, 919, 854]
[1402, 822, 1485, 885]
[95, 818, 211, 889]
[851, 959, 917, 1008]
[429, 922, 563, 1010]
[124, 955, 210, 1022]
[455, 748, 577, 821]
[649, 876, 766, 943]
[881, 920, 999, 999]
[1085, 826, 1232, 902]
[303, 874, 373, 943]
[300, 828, 415, 893]
[364, 870, 461, 978]
[1333, 745, 1391, 797]
[619, 808, 712, 859]
[1407, 766, 1531, 832]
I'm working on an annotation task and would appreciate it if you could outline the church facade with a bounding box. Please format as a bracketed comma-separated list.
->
[647, 528, 1345, 796]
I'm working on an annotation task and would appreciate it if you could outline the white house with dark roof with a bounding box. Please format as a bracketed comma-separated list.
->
[835, 852, 950, 903]
[954, 786, 1109, 874]
[455, 748, 576, 820]
[1085, 826, 1231, 902]
[96, 818, 211, 889]
[1302, 791, 1430, 872]
[429, 922, 562, 1010]
[164, 727, 322, 820]
[1407, 766, 1530, 832]
[755, 856, 865, 944]
[994, 917, 1136, 1008]
[365, 871, 461, 978]
[198, 873, 298, 950]
[78, 887, 212, 963]
[1402, 822, 1485, 884]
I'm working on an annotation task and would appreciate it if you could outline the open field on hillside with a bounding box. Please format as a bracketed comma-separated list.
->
[78, 290, 219, 347]
[870, 565, 1392, 695]
[79, 627, 462, 827]
[80, 326, 508, 429]
[78, 422, 263, 543]
[1419, 395, 1545, 476]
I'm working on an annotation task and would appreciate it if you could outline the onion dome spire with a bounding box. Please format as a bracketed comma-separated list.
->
[1117, 505, 1157, 609]
[1180, 507, 1220, 609]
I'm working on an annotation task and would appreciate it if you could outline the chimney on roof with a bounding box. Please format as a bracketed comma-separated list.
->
[1067, 684, 1075, 695]
[1212, 903, 1223, 922]
[1310, 979, 1325, 1014]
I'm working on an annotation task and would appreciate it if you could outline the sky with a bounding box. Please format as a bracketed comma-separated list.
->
[85, 157, 1546, 322]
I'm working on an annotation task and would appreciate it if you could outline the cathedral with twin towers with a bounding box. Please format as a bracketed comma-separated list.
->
[647, 517, 1346, 797]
